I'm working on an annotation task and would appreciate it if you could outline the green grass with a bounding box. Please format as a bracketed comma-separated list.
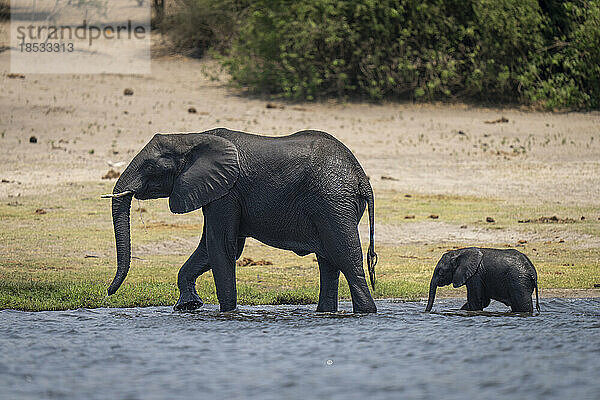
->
[0, 182, 598, 311]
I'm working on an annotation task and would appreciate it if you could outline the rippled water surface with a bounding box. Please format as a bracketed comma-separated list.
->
[1, 299, 599, 399]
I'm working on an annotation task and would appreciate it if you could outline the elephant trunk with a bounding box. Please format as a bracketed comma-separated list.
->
[108, 179, 135, 295]
[425, 276, 438, 312]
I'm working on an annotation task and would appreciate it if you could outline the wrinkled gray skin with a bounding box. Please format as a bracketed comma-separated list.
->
[425, 247, 540, 313]
[109, 128, 377, 313]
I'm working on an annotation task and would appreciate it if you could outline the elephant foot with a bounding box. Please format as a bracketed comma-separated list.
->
[353, 304, 377, 313]
[316, 304, 338, 313]
[317, 298, 338, 312]
[174, 292, 203, 311]
[351, 296, 378, 313]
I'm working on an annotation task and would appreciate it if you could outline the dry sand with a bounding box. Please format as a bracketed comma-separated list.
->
[1, 42, 598, 203]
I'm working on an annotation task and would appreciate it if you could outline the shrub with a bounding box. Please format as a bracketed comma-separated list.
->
[161, 0, 250, 56]
[522, 1, 600, 108]
[222, 0, 600, 108]
[225, 0, 548, 102]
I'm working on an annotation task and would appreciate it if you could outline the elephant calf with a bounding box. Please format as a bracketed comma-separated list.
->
[425, 247, 540, 313]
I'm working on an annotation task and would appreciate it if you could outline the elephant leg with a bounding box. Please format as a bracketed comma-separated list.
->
[174, 228, 210, 311]
[462, 280, 486, 311]
[205, 201, 240, 312]
[320, 226, 376, 313]
[236, 237, 246, 260]
[510, 288, 534, 313]
[316, 255, 340, 312]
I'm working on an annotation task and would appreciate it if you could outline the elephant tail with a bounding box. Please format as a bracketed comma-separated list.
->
[534, 278, 540, 312]
[523, 253, 540, 312]
[365, 188, 377, 292]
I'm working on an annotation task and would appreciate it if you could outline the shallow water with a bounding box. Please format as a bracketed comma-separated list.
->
[1, 299, 599, 400]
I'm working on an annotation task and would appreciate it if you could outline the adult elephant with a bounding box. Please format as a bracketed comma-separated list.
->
[105, 128, 378, 313]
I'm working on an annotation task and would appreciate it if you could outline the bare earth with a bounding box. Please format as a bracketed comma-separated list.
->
[1, 28, 599, 296]
[2, 53, 599, 200]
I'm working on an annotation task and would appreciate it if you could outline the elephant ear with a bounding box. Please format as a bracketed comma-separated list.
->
[452, 248, 483, 288]
[169, 134, 240, 214]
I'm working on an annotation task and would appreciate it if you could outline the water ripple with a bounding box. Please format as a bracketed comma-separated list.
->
[0, 298, 598, 399]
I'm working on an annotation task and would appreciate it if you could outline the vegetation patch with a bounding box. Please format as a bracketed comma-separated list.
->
[0, 182, 598, 311]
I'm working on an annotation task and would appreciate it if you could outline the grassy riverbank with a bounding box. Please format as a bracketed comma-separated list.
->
[1, 182, 598, 311]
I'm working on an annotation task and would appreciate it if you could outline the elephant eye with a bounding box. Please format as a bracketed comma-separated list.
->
[156, 158, 174, 172]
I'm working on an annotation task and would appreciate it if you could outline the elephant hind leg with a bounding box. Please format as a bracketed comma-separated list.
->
[316, 255, 340, 312]
[319, 225, 376, 313]
[509, 290, 534, 313]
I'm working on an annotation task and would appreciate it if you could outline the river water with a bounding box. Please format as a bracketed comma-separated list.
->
[1, 298, 599, 399]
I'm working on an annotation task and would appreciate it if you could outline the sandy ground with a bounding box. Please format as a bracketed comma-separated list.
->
[1, 27, 599, 295]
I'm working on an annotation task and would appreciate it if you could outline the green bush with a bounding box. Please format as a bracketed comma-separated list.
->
[220, 0, 600, 108]
[522, 1, 600, 108]
[158, 0, 599, 108]
[161, 0, 250, 56]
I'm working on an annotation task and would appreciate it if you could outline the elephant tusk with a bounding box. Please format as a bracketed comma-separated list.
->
[101, 191, 133, 199]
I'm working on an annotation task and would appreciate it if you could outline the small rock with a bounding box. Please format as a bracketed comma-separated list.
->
[188, 107, 197, 114]
[266, 103, 284, 109]
[7, 73, 25, 79]
[404, 194, 412, 198]
[35, 208, 47, 215]
[429, 214, 439, 219]
[135, 207, 147, 213]
[581, 216, 585, 221]
[558, 239, 565, 243]
[123, 88, 134, 96]
[518, 239, 527, 244]
[404, 215, 415, 219]
[84, 254, 100, 258]
[29, 136, 37, 143]
[381, 175, 398, 181]
[102, 169, 121, 179]
[1, 179, 11, 183]
[460, 225, 467, 229]
[457, 130, 466, 135]
[486, 217, 495, 223]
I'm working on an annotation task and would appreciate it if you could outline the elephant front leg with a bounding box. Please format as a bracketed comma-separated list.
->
[316, 255, 340, 312]
[205, 201, 240, 312]
[209, 238, 238, 312]
[174, 230, 210, 311]
[461, 279, 488, 311]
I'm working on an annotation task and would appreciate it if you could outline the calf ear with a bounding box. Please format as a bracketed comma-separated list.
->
[452, 248, 483, 288]
[169, 134, 240, 214]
